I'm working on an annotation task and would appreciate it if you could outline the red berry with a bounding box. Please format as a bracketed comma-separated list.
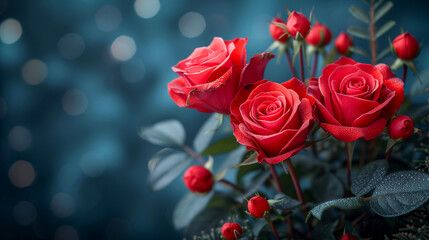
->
[335, 32, 353, 55]
[221, 222, 242, 240]
[393, 32, 420, 60]
[183, 166, 213, 193]
[388, 115, 414, 140]
[286, 11, 310, 39]
[306, 23, 332, 47]
[270, 17, 289, 42]
[248, 196, 270, 218]
[340, 233, 359, 240]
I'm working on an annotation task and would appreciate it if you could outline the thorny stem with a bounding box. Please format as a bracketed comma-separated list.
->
[311, 51, 318, 79]
[183, 144, 245, 194]
[402, 65, 408, 84]
[268, 164, 283, 193]
[286, 48, 298, 78]
[284, 159, 308, 216]
[370, 0, 377, 65]
[299, 46, 305, 81]
[385, 146, 394, 162]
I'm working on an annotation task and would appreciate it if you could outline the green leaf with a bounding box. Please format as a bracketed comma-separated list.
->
[307, 197, 364, 221]
[173, 191, 214, 229]
[193, 113, 223, 153]
[236, 163, 261, 185]
[140, 119, 185, 146]
[351, 160, 388, 196]
[268, 193, 301, 214]
[202, 135, 240, 155]
[184, 207, 230, 239]
[312, 173, 345, 202]
[237, 171, 271, 202]
[361, 0, 370, 6]
[369, 171, 429, 217]
[349, 46, 370, 58]
[148, 148, 192, 191]
[347, 26, 370, 40]
[374, 0, 384, 9]
[310, 221, 335, 240]
[251, 219, 267, 237]
[349, 5, 370, 24]
[375, 1, 393, 22]
[390, 58, 404, 70]
[405, 60, 423, 84]
[234, 151, 258, 168]
[376, 46, 391, 61]
[219, 146, 247, 171]
[375, 20, 395, 39]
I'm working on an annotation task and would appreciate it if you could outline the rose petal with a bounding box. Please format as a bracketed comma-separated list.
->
[238, 52, 275, 89]
[320, 118, 387, 142]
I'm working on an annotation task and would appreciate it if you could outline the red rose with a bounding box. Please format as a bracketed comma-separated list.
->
[335, 32, 353, 55]
[340, 233, 359, 240]
[169, 37, 274, 114]
[270, 17, 288, 42]
[230, 78, 314, 164]
[183, 165, 213, 193]
[308, 57, 404, 142]
[393, 32, 420, 60]
[306, 23, 332, 47]
[221, 222, 243, 240]
[248, 196, 270, 218]
[286, 11, 310, 39]
[388, 115, 414, 140]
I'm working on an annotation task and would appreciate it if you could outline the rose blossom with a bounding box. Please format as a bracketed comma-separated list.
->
[286, 11, 310, 39]
[393, 32, 420, 60]
[306, 23, 332, 47]
[308, 57, 404, 142]
[183, 165, 213, 193]
[341, 233, 359, 240]
[221, 222, 242, 240]
[388, 115, 414, 140]
[169, 37, 274, 114]
[270, 17, 289, 42]
[248, 196, 270, 218]
[335, 32, 353, 55]
[230, 78, 314, 164]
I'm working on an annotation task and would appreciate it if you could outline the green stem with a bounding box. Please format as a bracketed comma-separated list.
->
[265, 216, 281, 240]
[299, 46, 305, 81]
[369, 0, 377, 65]
[402, 65, 408, 83]
[346, 142, 356, 190]
[311, 51, 318, 79]
[284, 159, 307, 216]
[285, 48, 297, 78]
[268, 164, 283, 193]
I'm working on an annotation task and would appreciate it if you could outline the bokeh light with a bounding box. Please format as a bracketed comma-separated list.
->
[8, 126, 32, 151]
[21, 59, 48, 85]
[0, 18, 22, 44]
[54, 225, 79, 240]
[51, 193, 76, 218]
[62, 89, 88, 116]
[178, 12, 206, 38]
[120, 58, 145, 83]
[58, 33, 85, 60]
[95, 5, 122, 32]
[134, 0, 160, 19]
[110, 35, 136, 62]
[13, 201, 37, 226]
[79, 151, 105, 177]
[8, 160, 36, 188]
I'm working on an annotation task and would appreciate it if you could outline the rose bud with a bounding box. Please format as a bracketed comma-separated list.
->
[335, 32, 353, 55]
[221, 222, 243, 240]
[286, 11, 310, 39]
[393, 32, 420, 60]
[248, 196, 270, 218]
[183, 165, 213, 193]
[169, 37, 274, 114]
[388, 115, 414, 140]
[270, 17, 289, 42]
[308, 57, 404, 142]
[306, 23, 332, 47]
[340, 233, 359, 240]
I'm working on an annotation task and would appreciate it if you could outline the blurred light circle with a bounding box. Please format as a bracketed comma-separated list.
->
[8, 126, 32, 151]
[110, 35, 136, 62]
[55, 225, 79, 240]
[80, 152, 105, 177]
[179, 12, 206, 38]
[58, 33, 85, 60]
[21, 59, 48, 85]
[8, 160, 36, 188]
[62, 89, 88, 116]
[95, 5, 122, 32]
[120, 58, 145, 83]
[13, 201, 37, 225]
[134, 0, 160, 19]
[0, 18, 22, 44]
[0, 97, 7, 119]
[51, 193, 75, 218]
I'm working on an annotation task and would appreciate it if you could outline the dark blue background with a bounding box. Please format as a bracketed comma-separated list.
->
[1, 0, 428, 239]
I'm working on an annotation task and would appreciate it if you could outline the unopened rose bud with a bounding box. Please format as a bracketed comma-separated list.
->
[221, 222, 242, 240]
[393, 32, 420, 60]
[340, 233, 359, 240]
[286, 11, 310, 39]
[183, 165, 213, 193]
[335, 32, 353, 55]
[388, 115, 415, 140]
[306, 23, 332, 47]
[247, 196, 270, 218]
[270, 17, 289, 42]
